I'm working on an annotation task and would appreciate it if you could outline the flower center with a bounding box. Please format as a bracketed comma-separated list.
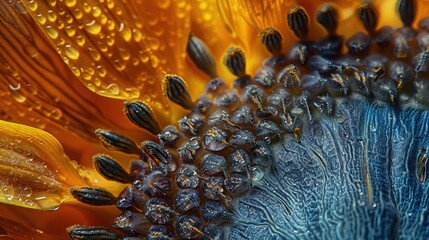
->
[67, 1, 429, 239]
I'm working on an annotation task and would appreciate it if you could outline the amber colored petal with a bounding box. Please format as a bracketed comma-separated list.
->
[0, 202, 121, 239]
[19, 0, 192, 125]
[0, 1, 144, 146]
[0, 120, 89, 210]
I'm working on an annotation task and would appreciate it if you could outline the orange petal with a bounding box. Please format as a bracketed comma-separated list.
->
[0, 1, 143, 145]
[19, 0, 192, 125]
[0, 120, 89, 210]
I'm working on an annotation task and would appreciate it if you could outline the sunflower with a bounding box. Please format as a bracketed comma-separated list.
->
[0, 0, 429, 239]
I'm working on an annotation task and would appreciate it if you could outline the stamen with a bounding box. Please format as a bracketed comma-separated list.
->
[141, 141, 170, 165]
[70, 187, 116, 206]
[358, 2, 378, 35]
[287, 5, 309, 39]
[94, 129, 140, 155]
[187, 34, 218, 78]
[124, 100, 162, 135]
[397, 0, 416, 27]
[223, 46, 246, 77]
[317, 4, 338, 35]
[66, 225, 119, 240]
[162, 74, 194, 110]
[93, 154, 132, 183]
[259, 27, 283, 55]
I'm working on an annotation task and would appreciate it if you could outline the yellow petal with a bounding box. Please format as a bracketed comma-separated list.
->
[0, 1, 142, 144]
[19, 0, 192, 124]
[0, 120, 88, 210]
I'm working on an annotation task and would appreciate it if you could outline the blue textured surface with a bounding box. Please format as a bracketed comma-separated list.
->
[229, 98, 429, 240]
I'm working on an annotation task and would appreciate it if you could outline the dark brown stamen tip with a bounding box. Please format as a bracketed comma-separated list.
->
[223, 46, 246, 77]
[93, 154, 132, 183]
[187, 34, 218, 78]
[67, 225, 120, 240]
[162, 74, 193, 110]
[141, 140, 170, 165]
[287, 5, 309, 39]
[397, 0, 416, 27]
[317, 4, 338, 35]
[358, 1, 378, 35]
[70, 187, 117, 206]
[259, 27, 283, 55]
[124, 100, 162, 135]
[94, 129, 140, 155]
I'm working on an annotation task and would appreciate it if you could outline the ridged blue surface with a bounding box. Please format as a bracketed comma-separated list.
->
[229, 98, 429, 240]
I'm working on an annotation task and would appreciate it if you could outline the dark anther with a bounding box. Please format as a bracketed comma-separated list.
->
[280, 112, 303, 133]
[116, 186, 134, 210]
[205, 78, 227, 94]
[373, 78, 398, 103]
[316, 4, 338, 35]
[255, 120, 281, 142]
[214, 90, 238, 106]
[158, 125, 180, 147]
[203, 127, 228, 151]
[162, 74, 193, 110]
[229, 149, 251, 176]
[252, 140, 276, 170]
[413, 51, 429, 75]
[308, 55, 337, 74]
[202, 176, 226, 200]
[175, 189, 201, 212]
[145, 198, 176, 224]
[92, 154, 132, 183]
[259, 27, 283, 55]
[142, 170, 171, 197]
[228, 130, 256, 149]
[176, 164, 199, 188]
[112, 210, 147, 235]
[397, 0, 416, 27]
[287, 5, 309, 39]
[201, 153, 227, 176]
[278, 64, 301, 89]
[193, 95, 212, 114]
[358, 1, 378, 35]
[241, 85, 265, 109]
[224, 173, 251, 197]
[288, 43, 309, 64]
[70, 187, 116, 206]
[94, 129, 140, 155]
[413, 78, 429, 106]
[268, 88, 292, 112]
[147, 225, 173, 240]
[187, 34, 218, 78]
[388, 61, 413, 88]
[223, 46, 246, 77]
[231, 106, 254, 127]
[124, 100, 161, 135]
[177, 137, 201, 163]
[346, 32, 371, 54]
[313, 93, 335, 116]
[67, 225, 119, 240]
[175, 215, 203, 239]
[326, 73, 349, 95]
[141, 141, 170, 165]
[254, 65, 275, 88]
[178, 113, 206, 136]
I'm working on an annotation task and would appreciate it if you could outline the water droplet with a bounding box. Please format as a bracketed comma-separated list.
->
[36, 13, 46, 25]
[85, 20, 102, 35]
[65, 0, 76, 8]
[27, 0, 38, 11]
[250, 166, 264, 182]
[22, 186, 33, 197]
[45, 25, 59, 39]
[24, 44, 39, 58]
[64, 44, 79, 60]
[157, 0, 171, 9]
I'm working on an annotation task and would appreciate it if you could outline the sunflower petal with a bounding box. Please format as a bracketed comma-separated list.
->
[0, 1, 140, 144]
[0, 120, 88, 210]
